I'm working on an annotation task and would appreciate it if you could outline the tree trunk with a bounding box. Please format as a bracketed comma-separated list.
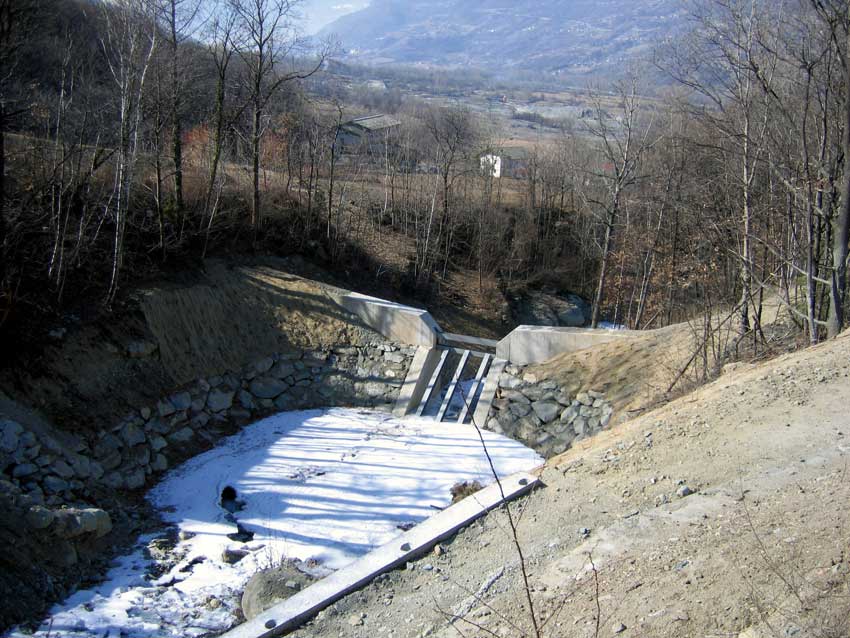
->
[591, 205, 616, 328]
[251, 100, 261, 229]
[169, 6, 184, 216]
[828, 14, 850, 338]
[155, 143, 165, 260]
[0, 105, 6, 285]
[739, 130, 753, 338]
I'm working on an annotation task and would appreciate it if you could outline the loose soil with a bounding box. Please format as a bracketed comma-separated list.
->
[285, 331, 850, 638]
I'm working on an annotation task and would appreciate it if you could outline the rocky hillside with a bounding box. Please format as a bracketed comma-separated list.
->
[320, 0, 685, 75]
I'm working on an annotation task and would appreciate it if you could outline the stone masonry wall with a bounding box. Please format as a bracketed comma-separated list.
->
[485, 364, 614, 458]
[3, 341, 414, 506]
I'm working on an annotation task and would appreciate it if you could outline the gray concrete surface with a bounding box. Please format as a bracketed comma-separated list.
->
[326, 291, 440, 348]
[394, 347, 441, 417]
[472, 358, 507, 428]
[496, 326, 639, 365]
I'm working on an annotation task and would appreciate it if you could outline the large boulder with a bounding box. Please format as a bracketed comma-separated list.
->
[531, 401, 561, 423]
[249, 378, 287, 400]
[241, 562, 316, 620]
[52, 508, 112, 539]
[0, 420, 23, 453]
[207, 390, 235, 412]
[509, 289, 590, 327]
[25, 506, 55, 530]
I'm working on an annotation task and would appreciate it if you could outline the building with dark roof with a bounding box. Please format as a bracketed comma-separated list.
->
[336, 115, 401, 154]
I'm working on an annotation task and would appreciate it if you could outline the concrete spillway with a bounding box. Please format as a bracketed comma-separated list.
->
[392, 332, 505, 428]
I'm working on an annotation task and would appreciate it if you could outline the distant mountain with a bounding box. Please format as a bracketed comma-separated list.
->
[302, 0, 370, 35]
[320, 0, 685, 76]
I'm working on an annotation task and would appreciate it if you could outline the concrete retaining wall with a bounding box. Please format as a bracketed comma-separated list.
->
[326, 291, 439, 348]
[496, 326, 639, 365]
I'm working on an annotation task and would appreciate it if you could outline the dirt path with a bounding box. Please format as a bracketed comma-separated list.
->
[286, 332, 850, 638]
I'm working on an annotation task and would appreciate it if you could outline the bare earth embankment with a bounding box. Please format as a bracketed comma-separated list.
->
[286, 332, 850, 638]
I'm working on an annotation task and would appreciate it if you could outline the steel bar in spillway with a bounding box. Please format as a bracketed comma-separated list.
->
[436, 349, 471, 422]
[415, 348, 449, 417]
[219, 471, 541, 638]
[458, 353, 492, 424]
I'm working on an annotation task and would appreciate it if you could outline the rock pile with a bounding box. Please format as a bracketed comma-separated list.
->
[486, 365, 614, 458]
[508, 290, 591, 328]
[1, 418, 102, 507]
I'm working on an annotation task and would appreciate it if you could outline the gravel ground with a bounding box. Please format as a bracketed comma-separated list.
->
[282, 332, 850, 638]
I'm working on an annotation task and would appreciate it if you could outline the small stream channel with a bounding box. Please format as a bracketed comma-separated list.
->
[6, 408, 541, 638]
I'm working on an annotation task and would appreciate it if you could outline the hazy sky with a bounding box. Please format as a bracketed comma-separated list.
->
[301, 0, 369, 34]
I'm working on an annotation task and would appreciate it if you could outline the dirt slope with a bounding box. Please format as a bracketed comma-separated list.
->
[0, 258, 381, 430]
[533, 297, 796, 423]
[531, 324, 688, 420]
[287, 332, 850, 638]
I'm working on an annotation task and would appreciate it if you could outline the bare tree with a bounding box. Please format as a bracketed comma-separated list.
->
[0, 0, 34, 293]
[834, 4, 850, 338]
[674, 0, 780, 339]
[422, 105, 477, 279]
[582, 73, 657, 328]
[813, 0, 850, 338]
[201, 4, 237, 256]
[158, 0, 202, 219]
[100, 0, 158, 303]
[229, 0, 326, 230]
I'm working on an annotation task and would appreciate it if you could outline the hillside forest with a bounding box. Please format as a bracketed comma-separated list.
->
[0, 0, 849, 366]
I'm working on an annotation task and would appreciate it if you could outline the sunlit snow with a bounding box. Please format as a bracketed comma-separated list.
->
[7, 408, 541, 638]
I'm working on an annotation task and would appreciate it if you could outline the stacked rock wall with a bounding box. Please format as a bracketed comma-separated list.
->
[485, 364, 614, 458]
[3, 342, 413, 505]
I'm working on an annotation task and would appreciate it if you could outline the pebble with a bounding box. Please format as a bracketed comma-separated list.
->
[221, 548, 249, 564]
[613, 622, 627, 633]
[676, 486, 695, 498]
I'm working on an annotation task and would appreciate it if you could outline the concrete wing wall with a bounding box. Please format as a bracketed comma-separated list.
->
[496, 326, 638, 365]
[326, 291, 439, 348]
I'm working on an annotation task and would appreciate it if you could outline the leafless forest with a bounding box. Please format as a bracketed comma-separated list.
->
[0, 0, 848, 355]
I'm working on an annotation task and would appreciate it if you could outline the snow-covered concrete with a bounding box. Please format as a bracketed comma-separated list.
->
[6, 408, 541, 638]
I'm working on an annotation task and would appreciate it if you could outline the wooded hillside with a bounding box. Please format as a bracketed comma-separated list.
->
[0, 0, 848, 370]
